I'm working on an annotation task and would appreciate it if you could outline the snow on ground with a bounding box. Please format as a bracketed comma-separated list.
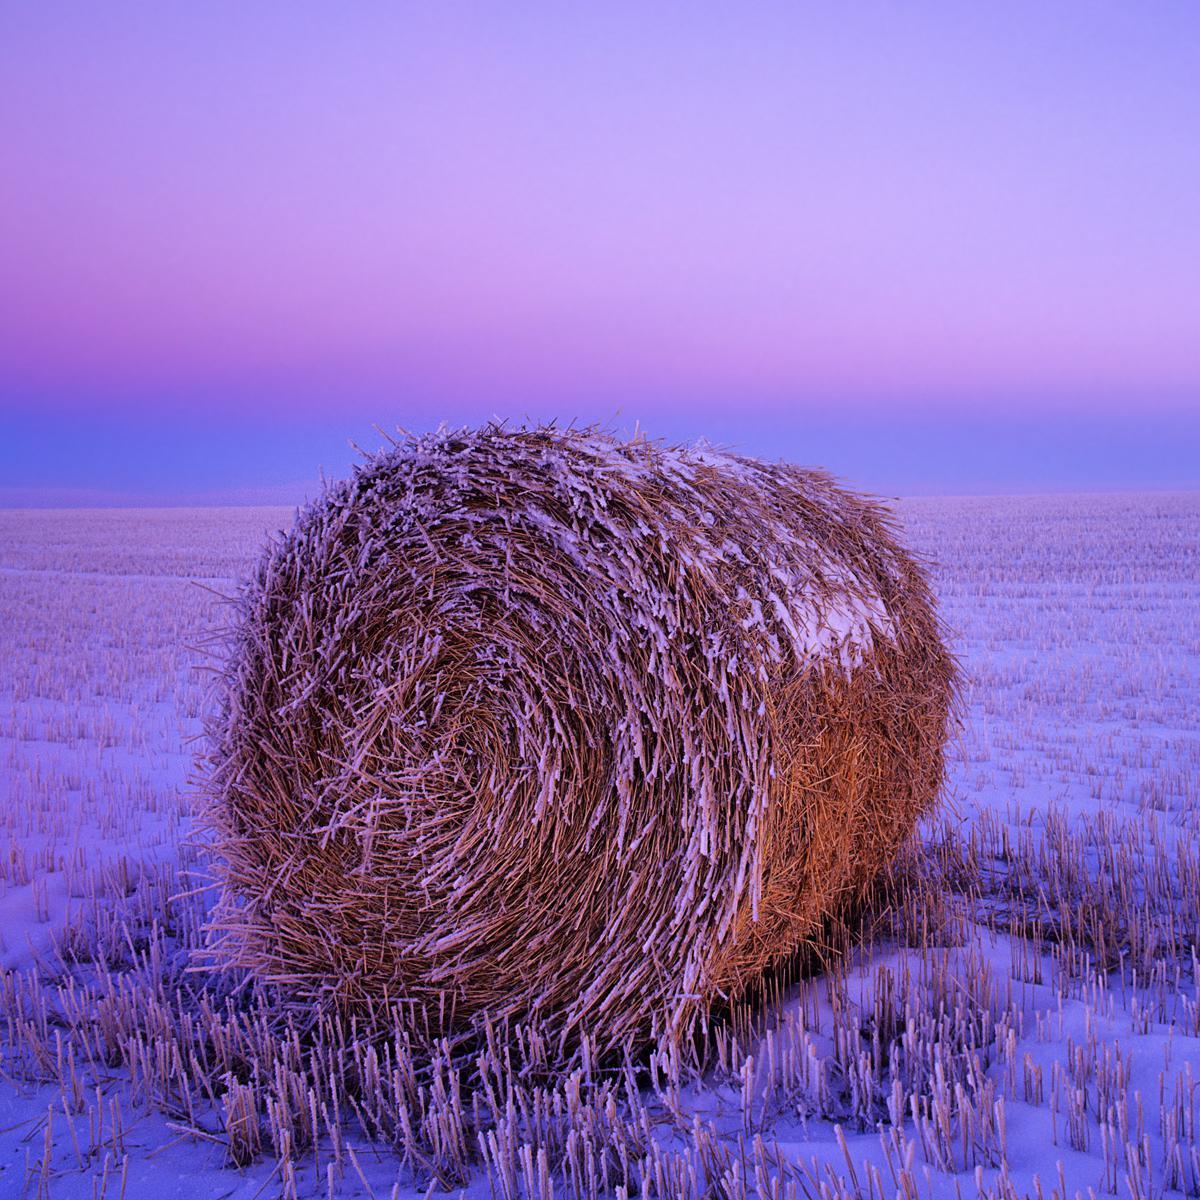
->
[0, 494, 1197, 1199]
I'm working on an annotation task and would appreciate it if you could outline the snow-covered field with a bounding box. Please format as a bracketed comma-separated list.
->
[0, 494, 1197, 1199]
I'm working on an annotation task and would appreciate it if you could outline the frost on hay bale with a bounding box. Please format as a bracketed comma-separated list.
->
[205, 425, 955, 1056]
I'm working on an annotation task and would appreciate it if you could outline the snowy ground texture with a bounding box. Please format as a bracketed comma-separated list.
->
[0, 493, 1198, 1200]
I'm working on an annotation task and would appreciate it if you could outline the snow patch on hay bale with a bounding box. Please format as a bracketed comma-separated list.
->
[204, 425, 956, 1058]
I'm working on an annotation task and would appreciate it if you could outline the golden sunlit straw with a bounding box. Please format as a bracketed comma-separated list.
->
[202, 423, 957, 1062]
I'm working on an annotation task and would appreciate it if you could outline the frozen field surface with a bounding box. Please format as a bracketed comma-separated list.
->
[0, 494, 1197, 1199]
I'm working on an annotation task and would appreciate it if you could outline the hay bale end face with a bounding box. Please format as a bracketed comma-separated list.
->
[206, 426, 955, 1056]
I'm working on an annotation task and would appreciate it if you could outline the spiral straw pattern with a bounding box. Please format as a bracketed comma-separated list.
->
[205, 425, 955, 1058]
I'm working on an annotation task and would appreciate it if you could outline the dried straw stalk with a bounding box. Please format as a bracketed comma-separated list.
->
[204, 425, 955, 1060]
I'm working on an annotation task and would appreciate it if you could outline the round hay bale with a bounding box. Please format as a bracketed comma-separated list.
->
[205, 425, 955, 1056]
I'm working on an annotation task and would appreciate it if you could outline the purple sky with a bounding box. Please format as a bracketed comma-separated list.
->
[2, 3, 1198, 502]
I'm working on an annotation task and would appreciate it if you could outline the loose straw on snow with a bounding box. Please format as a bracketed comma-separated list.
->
[205, 425, 955, 1059]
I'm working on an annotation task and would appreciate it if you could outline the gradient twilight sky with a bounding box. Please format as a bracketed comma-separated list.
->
[2, 3, 1199, 502]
